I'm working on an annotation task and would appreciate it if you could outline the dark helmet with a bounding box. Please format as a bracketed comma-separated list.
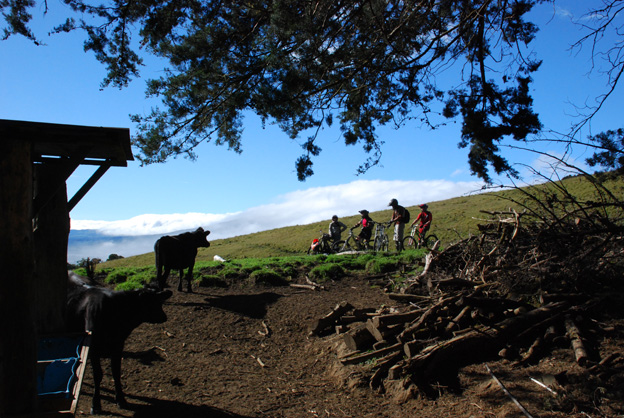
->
[331, 215, 338, 221]
[359, 210, 369, 216]
[419, 203, 428, 210]
[388, 198, 398, 207]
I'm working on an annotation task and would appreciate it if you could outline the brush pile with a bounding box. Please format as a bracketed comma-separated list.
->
[309, 201, 624, 400]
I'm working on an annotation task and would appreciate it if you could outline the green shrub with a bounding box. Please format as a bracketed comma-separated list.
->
[105, 269, 130, 284]
[115, 280, 144, 291]
[72, 267, 88, 277]
[241, 265, 262, 275]
[309, 263, 346, 283]
[105, 267, 155, 288]
[249, 269, 289, 286]
[337, 257, 368, 270]
[365, 258, 399, 274]
[220, 268, 241, 279]
[279, 265, 298, 278]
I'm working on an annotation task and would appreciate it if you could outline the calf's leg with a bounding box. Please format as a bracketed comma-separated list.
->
[111, 354, 128, 408]
[158, 266, 171, 289]
[90, 356, 103, 414]
[177, 269, 184, 292]
[185, 265, 194, 293]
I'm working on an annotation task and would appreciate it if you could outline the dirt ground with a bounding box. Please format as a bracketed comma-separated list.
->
[75, 275, 624, 418]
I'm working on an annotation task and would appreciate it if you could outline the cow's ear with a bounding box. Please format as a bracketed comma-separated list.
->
[204, 230, 211, 236]
[160, 290, 173, 300]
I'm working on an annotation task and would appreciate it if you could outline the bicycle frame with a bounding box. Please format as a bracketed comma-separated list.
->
[334, 227, 367, 252]
[373, 222, 391, 252]
[403, 224, 438, 250]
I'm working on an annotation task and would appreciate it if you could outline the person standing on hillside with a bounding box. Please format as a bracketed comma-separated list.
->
[328, 215, 347, 243]
[354, 210, 374, 249]
[389, 198, 408, 250]
[412, 204, 433, 245]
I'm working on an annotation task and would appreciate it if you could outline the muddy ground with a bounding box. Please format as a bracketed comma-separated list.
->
[75, 275, 624, 418]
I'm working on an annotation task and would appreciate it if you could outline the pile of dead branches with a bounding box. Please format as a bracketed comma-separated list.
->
[309, 203, 623, 401]
[414, 208, 624, 297]
[308, 293, 616, 399]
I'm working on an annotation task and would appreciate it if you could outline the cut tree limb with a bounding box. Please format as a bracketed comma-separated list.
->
[340, 343, 402, 365]
[343, 324, 375, 351]
[309, 301, 353, 336]
[564, 316, 588, 366]
[398, 301, 571, 384]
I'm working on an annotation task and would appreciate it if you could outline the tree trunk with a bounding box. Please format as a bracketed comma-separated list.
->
[0, 140, 37, 416]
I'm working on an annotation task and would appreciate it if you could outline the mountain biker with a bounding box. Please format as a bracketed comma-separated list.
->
[412, 204, 433, 245]
[389, 198, 408, 251]
[328, 215, 347, 243]
[354, 210, 374, 249]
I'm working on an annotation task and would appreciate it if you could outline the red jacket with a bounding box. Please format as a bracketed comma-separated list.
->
[415, 210, 432, 233]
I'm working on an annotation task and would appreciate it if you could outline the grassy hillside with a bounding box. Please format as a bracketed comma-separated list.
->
[101, 174, 623, 269]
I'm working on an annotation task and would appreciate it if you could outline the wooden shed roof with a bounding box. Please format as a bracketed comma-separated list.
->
[1, 119, 134, 212]
[0, 119, 133, 166]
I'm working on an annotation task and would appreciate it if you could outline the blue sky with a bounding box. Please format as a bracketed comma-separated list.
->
[2, 1, 622, 262]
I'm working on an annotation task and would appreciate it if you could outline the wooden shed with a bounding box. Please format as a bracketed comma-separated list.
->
[0, 119, 133, 416]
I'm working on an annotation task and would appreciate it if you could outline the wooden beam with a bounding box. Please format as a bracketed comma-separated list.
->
[68, 164, 110, 211]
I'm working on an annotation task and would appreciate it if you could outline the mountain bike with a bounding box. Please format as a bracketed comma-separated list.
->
[402, 225, 439, 250]
[373, 221, 392, 252]
[308, 230, 335, 254]
[333, 226, 369, 252]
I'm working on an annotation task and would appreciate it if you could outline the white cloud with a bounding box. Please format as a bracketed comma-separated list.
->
[68, 179, 484, 261]
[71, 212, 234, 236]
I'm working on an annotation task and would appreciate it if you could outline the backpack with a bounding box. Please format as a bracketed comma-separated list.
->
[402, 207, 410, 224]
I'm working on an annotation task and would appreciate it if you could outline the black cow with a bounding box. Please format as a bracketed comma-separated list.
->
[154, 227, 211, 292]
[66, 278, 172, 414]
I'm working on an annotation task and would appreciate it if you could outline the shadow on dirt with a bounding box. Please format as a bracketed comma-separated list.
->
[122, 347, 167, 365]
[127, 394, 255, 418]
[203, 292, 283, 318]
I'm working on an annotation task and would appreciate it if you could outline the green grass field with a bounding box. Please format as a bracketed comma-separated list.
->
[99, 174, 623, 271]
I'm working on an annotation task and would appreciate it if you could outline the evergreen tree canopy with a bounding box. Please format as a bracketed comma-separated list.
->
[3, 0, 548, 181]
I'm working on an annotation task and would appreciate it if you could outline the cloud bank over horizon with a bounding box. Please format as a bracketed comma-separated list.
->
[68, 178, 484, 262]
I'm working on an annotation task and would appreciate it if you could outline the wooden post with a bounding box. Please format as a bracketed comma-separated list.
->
[33, 163, 70, 334]
[0, 140, 37, 416]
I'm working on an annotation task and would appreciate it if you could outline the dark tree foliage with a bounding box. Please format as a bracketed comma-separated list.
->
[586, 128, 624, 175]
[3, 0, 547, 182]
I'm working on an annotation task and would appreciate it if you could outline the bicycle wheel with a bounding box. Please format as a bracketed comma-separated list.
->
[402, 236, 419, 250]
[374, 236, 387, 252]
[423, 234, 439, 250]
[333, 240, 348, 252]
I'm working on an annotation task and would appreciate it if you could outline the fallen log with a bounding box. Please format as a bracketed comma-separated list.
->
[366, 320, 403, 343]
[387, 293, 431, 303]
[403, 338, 438, 358]
[444, 305, 471, 333]
[371, 308, 425, 329]
[516, 336, 544, 366]
[370, 351, 404, 390]
[397, 295, 461, 343]
[340, 343, 402, 365]
[309, 301, 353, 336]
[290, 283, 319, 291]
[397, 301, 571, 385]
[564, 316, 588, 366]
[343, 324, 376, 351]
